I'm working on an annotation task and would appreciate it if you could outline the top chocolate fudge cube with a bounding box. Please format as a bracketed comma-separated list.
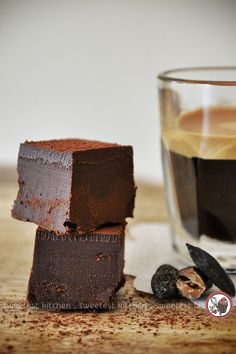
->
[12, 139, 135, 233]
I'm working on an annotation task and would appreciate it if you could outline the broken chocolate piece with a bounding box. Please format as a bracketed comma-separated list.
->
[151, 264, 179, 301]
[12, 139, 136, 234]
[186, 243, 235, 297]
[176, 266, 212, 299]
[27, 225, 125, 310]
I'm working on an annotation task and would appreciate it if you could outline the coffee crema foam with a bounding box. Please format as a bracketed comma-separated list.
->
[162, 106, 236, 159]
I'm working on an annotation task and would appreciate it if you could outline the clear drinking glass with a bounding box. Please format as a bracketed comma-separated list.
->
[158, 67, 236, 269]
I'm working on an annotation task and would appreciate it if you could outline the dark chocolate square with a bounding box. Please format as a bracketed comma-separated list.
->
[27, 225, 125, 310]
[12, 139, 135, 233]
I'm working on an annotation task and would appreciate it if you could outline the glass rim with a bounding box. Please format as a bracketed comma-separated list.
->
[158, 66, 236, 86]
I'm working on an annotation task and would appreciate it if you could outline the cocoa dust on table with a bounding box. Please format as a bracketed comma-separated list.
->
[0, 277, 235, 354]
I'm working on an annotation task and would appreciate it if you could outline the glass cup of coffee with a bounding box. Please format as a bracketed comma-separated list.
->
[158, 67, 236, 269]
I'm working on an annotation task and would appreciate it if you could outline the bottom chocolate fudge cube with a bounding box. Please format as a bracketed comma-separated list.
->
[27, 225, 125, 310]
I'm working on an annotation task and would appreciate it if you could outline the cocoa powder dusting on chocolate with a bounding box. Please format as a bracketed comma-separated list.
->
[25, 139, 119, 152]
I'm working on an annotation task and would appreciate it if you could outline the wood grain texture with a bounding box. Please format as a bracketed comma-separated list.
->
[0, 175, 235, 354]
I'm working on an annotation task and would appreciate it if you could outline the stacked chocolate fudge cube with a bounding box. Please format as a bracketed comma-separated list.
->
[12, 139, 136, 310]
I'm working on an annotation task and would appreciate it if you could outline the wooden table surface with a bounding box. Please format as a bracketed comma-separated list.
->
[0, 169, 235, 354]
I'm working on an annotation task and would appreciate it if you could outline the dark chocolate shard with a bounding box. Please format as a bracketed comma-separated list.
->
[186, 243, 235, 297]
[151, 264, 179, 301]
[63, 220, 77, 232]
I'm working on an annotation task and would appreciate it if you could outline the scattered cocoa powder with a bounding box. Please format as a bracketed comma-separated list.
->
[0, 276, 235, 353]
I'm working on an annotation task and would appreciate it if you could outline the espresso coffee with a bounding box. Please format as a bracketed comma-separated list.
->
[162, 106, 236, 244]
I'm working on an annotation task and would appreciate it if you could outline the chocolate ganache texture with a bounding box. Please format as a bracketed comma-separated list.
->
[12, 139, 136, 233]
[27, 225, 125, 309]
